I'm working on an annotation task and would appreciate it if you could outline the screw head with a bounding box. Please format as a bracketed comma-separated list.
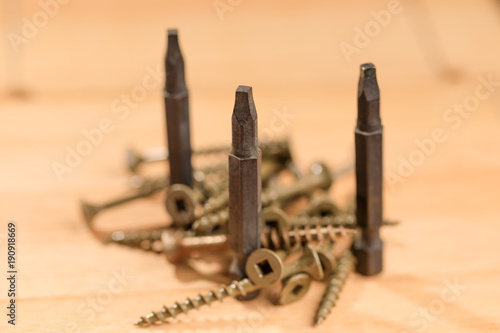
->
[277, 273, 312, 305]
[262, 206, 288, 232]
[165, 184, 197, 226]
[300, 244, 325, 281]
[307, 199, 339, 217]
[316, 245, 337, 280]
[246, 249, 283, 286]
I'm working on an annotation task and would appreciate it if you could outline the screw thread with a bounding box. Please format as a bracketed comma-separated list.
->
[315, 251, 355, 325]
[201, 189, 229, 215]
[135, 278, 256, 326]
[191, 209, 229, 234]
[262, 224, 356, 250]
[291, 213, 398, 229]
[290, 214, 357, 229]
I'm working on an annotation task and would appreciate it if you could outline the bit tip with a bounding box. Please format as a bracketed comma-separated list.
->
[165, 28, 186, 94]
[167, 29, 179, 44]
[360, 63, 376, 79]
[231, 85, 259, 156]
[357, 62, 381, 132]
[233, 85, 257, 124]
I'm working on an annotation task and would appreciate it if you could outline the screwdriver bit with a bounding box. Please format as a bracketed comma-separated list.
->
[353, 63, 384, 276]
[164, 29, 192, 186]
[228, 86, 262, 283]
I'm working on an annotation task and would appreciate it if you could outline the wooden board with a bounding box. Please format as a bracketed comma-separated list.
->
[1, 0, 499, 332]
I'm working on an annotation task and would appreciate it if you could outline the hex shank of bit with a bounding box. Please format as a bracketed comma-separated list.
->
[164, 29, 192, 186]
[228, 86, 262, 277]
[353, 63, 383, 276]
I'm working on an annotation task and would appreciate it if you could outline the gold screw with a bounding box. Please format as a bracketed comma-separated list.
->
[191, 209, 229, 234]
[275, 272, 312, 305]
[107, 229, 164, 253]
[282, 244, 324, 281]
[135, 248, 283, 327]
[107, 220, 353, 260]
[261, 162, 333, 206]
[127, 139, 293, 173]
[315, 250, 355, 325]
[80, 177, 168, 225]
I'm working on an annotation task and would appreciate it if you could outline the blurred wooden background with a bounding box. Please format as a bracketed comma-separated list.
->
[0, 0, 499, 332]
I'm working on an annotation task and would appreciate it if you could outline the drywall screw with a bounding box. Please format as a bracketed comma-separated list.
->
[290, 214, 357, 229]
[164, 184, 207, 227]
[164, 29, 193, 186]
[353, 63, 384, 276]
[126, 139, 292, 176]
[261, 223, 356, 250]
[109, 228, 228, 263]
[191, 209, 229, 234]
[126, 145, 230, 173]
[135, 248, 283, 327]
[264, 205, 396, 232]
[126, 147, 168, 173]
[315, 244, 337, 280]
[315, 250, 355, 325]
[281, 244, 324, 280]
[261, 162, 333, 207]
[200, 189, 229, 216]
[301, 197, 340, 217]
[161, 229, 229, 263]
[80, 177, 168, 225]
[107, 217, 353, 262]
[228, 85, 262, 284]
[107, 229, 164, 253]
[136, 278, 258, 327]
[126, 138, 295, 173]
[275, 272, 312, 305]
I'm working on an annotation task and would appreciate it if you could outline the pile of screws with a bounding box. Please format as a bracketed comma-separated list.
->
[81, 29, 396, 327]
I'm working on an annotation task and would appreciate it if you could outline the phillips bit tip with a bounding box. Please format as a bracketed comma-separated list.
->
[357, 63, 381, 132]
[165, 29, 186, 94]
[231, 85, 258, 158]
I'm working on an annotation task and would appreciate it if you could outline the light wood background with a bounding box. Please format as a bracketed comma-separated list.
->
[1, 0, 499, 332]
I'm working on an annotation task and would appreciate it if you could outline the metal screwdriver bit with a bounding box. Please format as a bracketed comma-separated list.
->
[164, 29, 192, 186]
[228, 85, 262, 281]
[353, 63, 384, 276]
[315, 250, 355, 325]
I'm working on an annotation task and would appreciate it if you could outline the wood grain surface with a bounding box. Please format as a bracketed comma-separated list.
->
[1, 0, 499, 332]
